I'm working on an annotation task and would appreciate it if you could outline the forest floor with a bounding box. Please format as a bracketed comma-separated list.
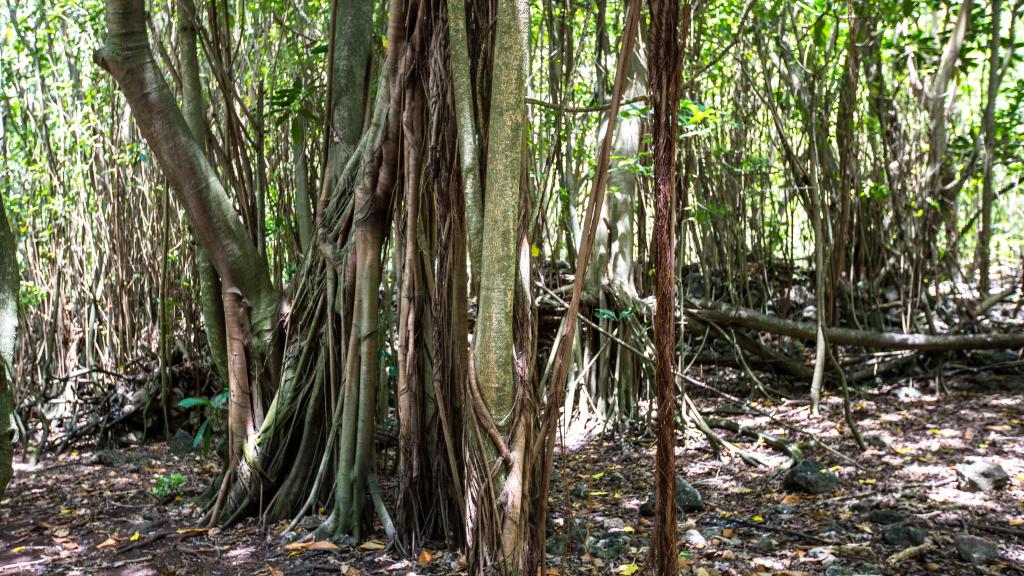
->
[1, 374, 1023, 575]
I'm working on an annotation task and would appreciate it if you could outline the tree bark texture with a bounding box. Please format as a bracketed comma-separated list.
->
[0, 194, 17, 501]
[649, 0, 682, 573]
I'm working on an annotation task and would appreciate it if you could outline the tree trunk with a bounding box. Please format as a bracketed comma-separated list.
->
[177, 0, 228, 384]
[320, 0, 374, 199]
[976, 0, 1001, 295]
[920, 0, 974, 265]
[0, 194, 17, 501]
[465, 0, 532, 572]
[649, 0, 682, 572]
[448, 0, 484, 287]
[98, 0, 283, 525]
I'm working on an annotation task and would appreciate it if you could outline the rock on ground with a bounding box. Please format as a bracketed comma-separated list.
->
[783, 459, 839, 495]
[953, 534, 999, 564]
[882, 524, 928, 547]
[956, 458, 1010, 492]
[639, 475, 704, 516]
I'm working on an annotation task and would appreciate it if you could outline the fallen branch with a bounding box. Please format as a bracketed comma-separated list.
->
[886, 539, 935, 565]
[720, 515, 836, 545]
[690, 303, 1024, 351]
[704, 417, 802, 462]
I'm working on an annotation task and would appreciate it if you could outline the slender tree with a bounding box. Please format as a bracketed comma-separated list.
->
[977, 0, 1002, 294]
[649, 0, 683, 573]
[0, 193, 16, 501]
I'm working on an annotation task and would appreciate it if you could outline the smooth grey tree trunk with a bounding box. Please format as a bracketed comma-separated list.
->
[321, 0, 373, 198]
[0, 193, 18, 501]
[178, 0, 228, 383]
[977, 0, 1001, 294]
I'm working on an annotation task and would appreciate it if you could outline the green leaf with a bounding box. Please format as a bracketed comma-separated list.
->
[177, 397, 210, 409]
[193, 420, 209, 449]
[210, 389, 229, 409]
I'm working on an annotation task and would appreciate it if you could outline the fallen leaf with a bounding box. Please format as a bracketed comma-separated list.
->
[781, 495, 801, 505]
[617, 562, 640, 575]
[129, 531, 140, 542]
[1009, 518, 1024, 527]
[176, 528, 211, 534]
[267, 565, 284, 576]
[284, 540, 340, 551]
[418, 549, 433, 566]
[96, 538, 118, 549]
[722, 527, 735, 538]
[359, 540, 385, 551]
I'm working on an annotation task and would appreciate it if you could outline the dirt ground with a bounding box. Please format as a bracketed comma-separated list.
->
[1, 374, 1022, 575]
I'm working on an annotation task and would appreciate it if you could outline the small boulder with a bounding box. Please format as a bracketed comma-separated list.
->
[545, 534, 564, 556]
[586, 533, 630, 560]
[682, 529, 706, 548]
[956, 459, 1010, 492]
[754, 535, 781, 552]
[169, 429, 195, 454]
[953, 534, 998, 564]
[783, 459, 839, 495]
[638, 477, 703, 517]
[639, 493, 655, 517]
[851, 498, 880, 513]
[569, 518, 588, 541]
[892, 387, 924, 402]
[676, 476, 704, 512]
[570, 481, 589, 500]
[867, 509, 906, 525]
[807, 546, 838, 564]
[605, 471, 627, 487]
[864, 435, 892, 450]
[774, 504, 795, 515]
[600, 517, 626, 531]
[882, 525, 928, 547]
[300, 515, 321, 530]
